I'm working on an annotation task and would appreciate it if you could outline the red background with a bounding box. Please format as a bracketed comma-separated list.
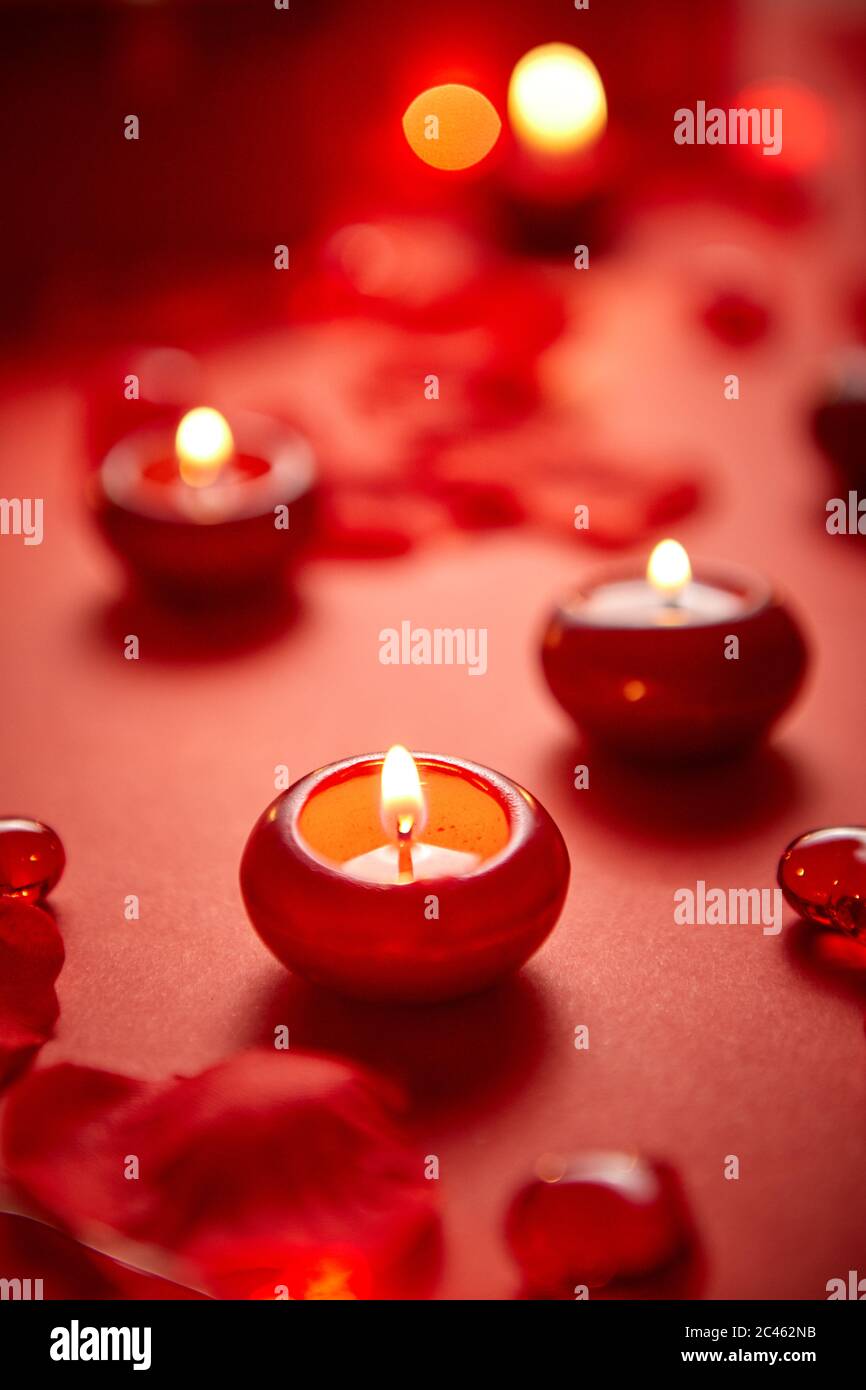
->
[1, 0, 865, 1298]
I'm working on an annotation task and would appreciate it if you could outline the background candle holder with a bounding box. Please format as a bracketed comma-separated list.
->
[90, 411, 318, 602]
[541, 560, 808, 760]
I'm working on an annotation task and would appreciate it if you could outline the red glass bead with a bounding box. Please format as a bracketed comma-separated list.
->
[778, 826, 866, 938]
[506, 1152, 695, 1298]
[0, 818, 65, 901]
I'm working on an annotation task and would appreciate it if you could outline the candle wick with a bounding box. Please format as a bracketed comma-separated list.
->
[396, 817, 414, 882]
[397, 834, 414, 881]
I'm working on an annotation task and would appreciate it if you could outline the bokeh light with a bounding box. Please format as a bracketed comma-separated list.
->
[734, 79, 833, 173]
[175, 407, 234, 486]
[508, 43, 607, 156]
[402, 83, 502, 170]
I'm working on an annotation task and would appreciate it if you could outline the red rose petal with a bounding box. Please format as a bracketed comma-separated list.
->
[436, 423, 702, 549]
[314, 218, 566, 353]
[0, 1212, 207, 1300]
[0, 901, 64, 1090]
[3, 1049, 440, 1300]
[700, 289, 771, 347]
[312, 482, 437, 559]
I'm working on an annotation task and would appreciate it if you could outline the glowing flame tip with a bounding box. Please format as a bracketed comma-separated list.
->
[647, 539, 692, 601]
[380, 745, 426, 842]
[175, 407, 234, 486]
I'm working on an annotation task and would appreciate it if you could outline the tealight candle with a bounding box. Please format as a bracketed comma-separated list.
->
[508, 43, 608, 162]
[240, 748, 570, 1004]
[496, 43, 614, 249]
[91, 407, 317, 601]
[541, 540, 808, 760]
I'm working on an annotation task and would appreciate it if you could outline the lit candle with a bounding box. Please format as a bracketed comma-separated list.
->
[91, 407, 317, 601]
[343, 745, 482, 884]
[240, 749, 570, 1003]
[541, 540, 808, 759]
[508, 43, 607, 161]
[175, 406, 235, 490]
[498, 42, 613, 249]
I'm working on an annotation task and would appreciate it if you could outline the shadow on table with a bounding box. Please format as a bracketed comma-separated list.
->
[88, 584, 305, 665]
[250, 969, 554, 1131]
[517, 1245, 707, 1301]
[785, 916, 866, 1014]
[545, 738, 807, 847]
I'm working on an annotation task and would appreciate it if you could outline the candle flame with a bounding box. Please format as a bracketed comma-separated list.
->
[647, 539, 692, 602]
[380, 745, 427, 842]
[175, 407, 234, 487]
[508, 43, 607, 156]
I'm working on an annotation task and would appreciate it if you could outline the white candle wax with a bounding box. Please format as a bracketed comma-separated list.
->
[572, 579, 742, 628]
[342, 841, 482, 885]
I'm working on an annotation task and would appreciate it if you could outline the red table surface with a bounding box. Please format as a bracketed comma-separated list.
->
[1, 208, 865, 1300]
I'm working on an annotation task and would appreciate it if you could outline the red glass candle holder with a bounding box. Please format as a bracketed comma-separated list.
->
[240, 752, 570, 1004]
[90, 411, 317, 601]
[541, 561, 807, 760]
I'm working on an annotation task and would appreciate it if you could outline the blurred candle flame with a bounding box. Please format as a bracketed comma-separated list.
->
[402, 84, 501, 171]
[175, 407, 234, 487]
[647, 539, 692, 602]
[380, 745, 427, 842]
[508, 43, 607, 156]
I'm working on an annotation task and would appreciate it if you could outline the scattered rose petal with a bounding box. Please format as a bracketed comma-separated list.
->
[0, 901, 64, 1091]
[0, 1212, 206, 1300]
[3, 1049, 440, 1300]
[436, 422, 702, 549]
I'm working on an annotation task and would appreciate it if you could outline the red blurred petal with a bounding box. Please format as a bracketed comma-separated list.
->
[435, 422, 702, 549]
[3, 1049, 440, 1300]
[0, 1212, 206, 1300]
[308, 217, 566, 353]
[0, 902, 64, 1090]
